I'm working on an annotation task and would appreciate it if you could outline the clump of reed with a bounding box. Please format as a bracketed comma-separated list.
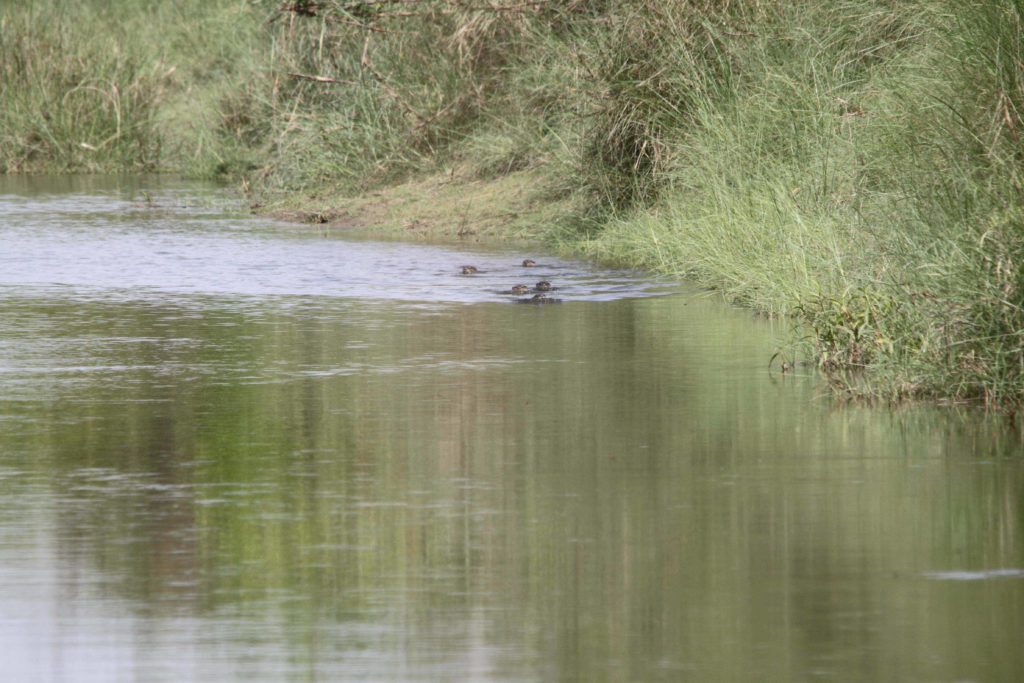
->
[0, 1, 268, 176]
[569, 0, 1024, 408]
[246, 0, 551, 194]
[0, 6, 169, 172]
[810, 0, 1024, 407]
[571, 1, 756, 210]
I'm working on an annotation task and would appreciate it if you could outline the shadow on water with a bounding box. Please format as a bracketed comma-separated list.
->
[0, 176, 1023, 681]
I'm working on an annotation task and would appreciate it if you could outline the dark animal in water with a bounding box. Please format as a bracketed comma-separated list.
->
[518, 293, 561, 304]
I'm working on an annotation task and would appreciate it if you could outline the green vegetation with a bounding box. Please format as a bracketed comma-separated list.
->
[2, 0, 1023, 408]
[0, 1, 263, 174]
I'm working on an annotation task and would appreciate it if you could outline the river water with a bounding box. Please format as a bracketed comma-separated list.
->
[1, 175, 1022, 682]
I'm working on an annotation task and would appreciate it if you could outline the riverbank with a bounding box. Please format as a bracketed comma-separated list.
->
[3, 0, 1023, 408]
[264, 166, 572, 244]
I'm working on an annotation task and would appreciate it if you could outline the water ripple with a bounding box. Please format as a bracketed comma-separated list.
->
[0, 183, 676, 304]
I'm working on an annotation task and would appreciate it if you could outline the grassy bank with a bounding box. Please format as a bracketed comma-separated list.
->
[3, 0, 1023, 408]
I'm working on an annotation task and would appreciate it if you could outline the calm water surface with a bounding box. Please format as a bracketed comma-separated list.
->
[1, 176, 1022, 682]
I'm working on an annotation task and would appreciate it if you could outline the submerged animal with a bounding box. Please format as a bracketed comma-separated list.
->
[461, 265, 479, 274]
[519, 293, 560, 304]
[522, 259, 536, 267]
[509, 284, 530, 294]
[534, 280, 553, 291]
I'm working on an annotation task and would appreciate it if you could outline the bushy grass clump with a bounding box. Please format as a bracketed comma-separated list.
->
[0, 1, 265, 176]
[245, 0, 579, 195]
[0, 6, 169, 172]
[568, 0, 1024, 408]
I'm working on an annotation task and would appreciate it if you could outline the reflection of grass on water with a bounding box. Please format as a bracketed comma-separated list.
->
[3, 0, 1024, 407]
[9, 295, 1022, 679]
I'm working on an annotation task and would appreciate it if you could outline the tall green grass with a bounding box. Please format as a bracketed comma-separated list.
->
[0, 1, 265, 175]
[0, 5, 167, 172]
[245, 0, 571, 194]
[563, 0, 1024, 407]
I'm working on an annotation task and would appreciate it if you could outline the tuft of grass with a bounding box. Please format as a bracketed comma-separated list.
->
[571, 1, 749, 210]
[0, 1, 268, 176]
[0, 6, 169, 172]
